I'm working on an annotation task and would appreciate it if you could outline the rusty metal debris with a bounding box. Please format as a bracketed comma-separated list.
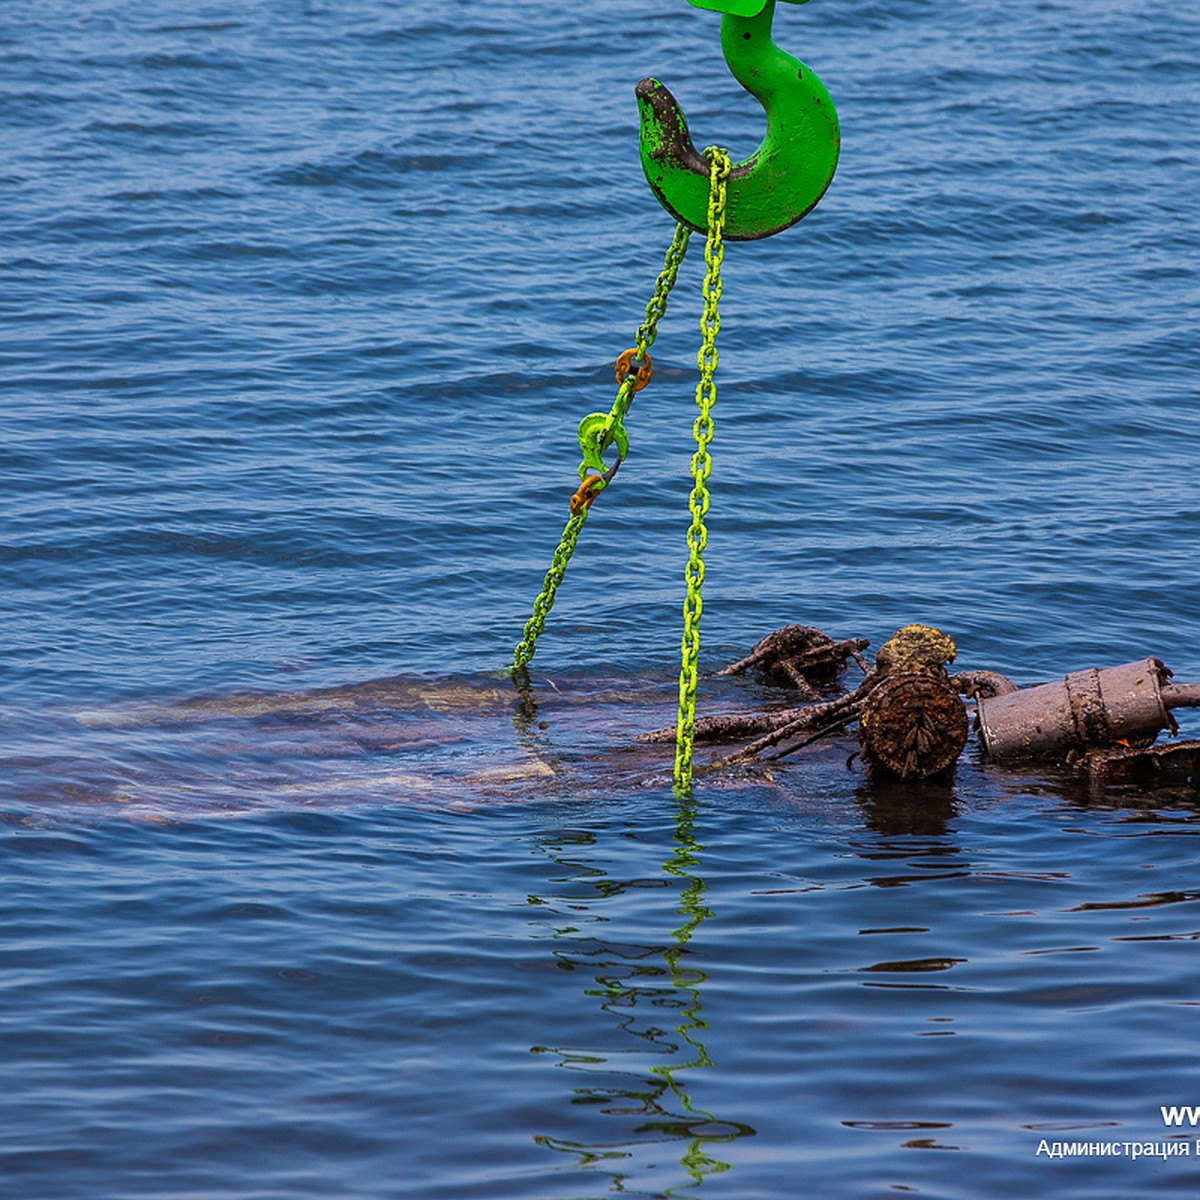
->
[857, 626, 968, 780]
[975, 658, 1200, 760]
[643, 623, 969, 781]
[640, 622, 1200, 787]
[1080, 739, 1200, 788]
[715, 624, 869, 699]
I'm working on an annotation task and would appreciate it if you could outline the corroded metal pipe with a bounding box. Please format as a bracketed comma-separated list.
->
[1164, 683, 1200, 709]
[976, 658, 1200, 761]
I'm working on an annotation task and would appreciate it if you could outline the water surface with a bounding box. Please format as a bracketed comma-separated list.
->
[3, 1, 1199, 1196]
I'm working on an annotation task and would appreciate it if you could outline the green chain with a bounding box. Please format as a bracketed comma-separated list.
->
[673, 148, 730, 793]
[511, 510, 589, 673]
[512, 225, 692, 672]
[602, 221, 691, 449]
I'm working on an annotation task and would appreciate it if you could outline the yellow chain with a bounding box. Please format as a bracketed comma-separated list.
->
[674, 148, 730, 793]
[512, 226, 693, 672]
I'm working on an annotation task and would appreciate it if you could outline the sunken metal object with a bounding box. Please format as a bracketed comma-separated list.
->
[977, 658, 1185, 761]
[857, 625, 968, 780]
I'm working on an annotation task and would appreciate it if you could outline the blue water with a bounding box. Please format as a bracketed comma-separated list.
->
[3, 0, 1200, 1196]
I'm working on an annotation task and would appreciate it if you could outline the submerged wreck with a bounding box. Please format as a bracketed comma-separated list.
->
[61, 623, 1200, 819]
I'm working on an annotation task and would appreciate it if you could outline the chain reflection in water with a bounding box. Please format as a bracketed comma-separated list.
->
[529, 799, 755, 1193]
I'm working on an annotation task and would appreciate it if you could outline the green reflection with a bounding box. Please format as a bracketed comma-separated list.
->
[530, 798, 754, 1194]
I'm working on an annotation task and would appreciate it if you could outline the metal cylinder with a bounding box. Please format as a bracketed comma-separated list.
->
[976, 658, 1170, 761]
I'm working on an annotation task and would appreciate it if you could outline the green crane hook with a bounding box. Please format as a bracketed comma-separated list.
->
[636, 0, 839, 241]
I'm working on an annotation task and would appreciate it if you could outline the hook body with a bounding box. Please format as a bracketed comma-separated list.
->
[636, 0, 838, 240]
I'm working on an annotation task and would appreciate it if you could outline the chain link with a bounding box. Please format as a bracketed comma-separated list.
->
[512, 226, 693, 672]
[674, 147, 730, 793]
[604, 221, 691, 442]
[512, 511, 589, 670]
